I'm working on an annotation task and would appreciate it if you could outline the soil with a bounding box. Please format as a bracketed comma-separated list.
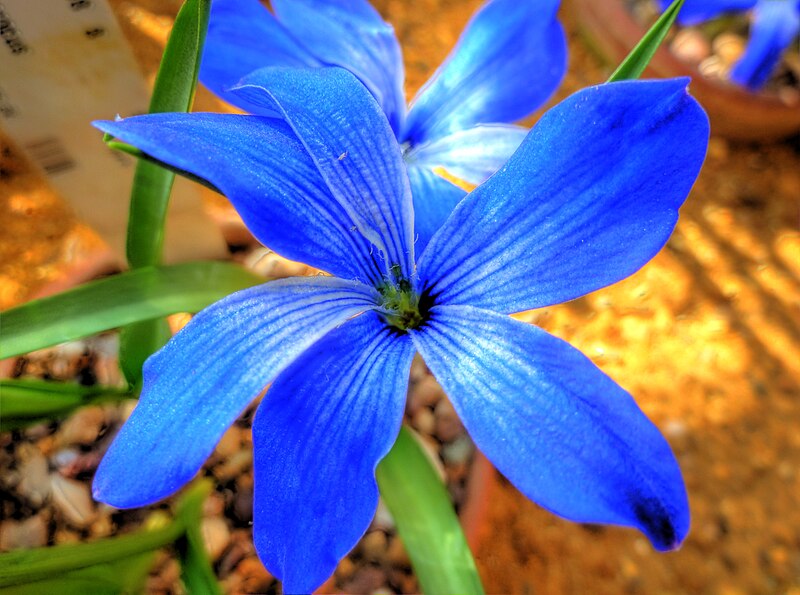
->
[2, 0, 800, 594]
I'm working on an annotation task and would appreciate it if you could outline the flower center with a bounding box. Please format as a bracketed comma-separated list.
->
[378, 277, 424, 332]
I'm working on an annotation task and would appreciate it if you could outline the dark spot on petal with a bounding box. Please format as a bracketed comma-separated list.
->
[633, 498, 680, 551]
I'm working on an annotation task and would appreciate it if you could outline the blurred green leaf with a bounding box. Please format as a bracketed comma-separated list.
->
[0, 518, 181, 588]
[1, 262, 264, 359]
[377, 426, 485, 595]
[0, 552, 156, 595]
[175, 479, 222, 594]
[119, 316, 173, 389]
[0, 380, 131, 432]
[0, 482, 212, 589]
[608, 0, 686, 82]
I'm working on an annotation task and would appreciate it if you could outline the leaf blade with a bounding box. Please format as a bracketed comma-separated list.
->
[376, 427, 485, 595]
[608, 0, 686, 82]
[1, 262, 264, 359]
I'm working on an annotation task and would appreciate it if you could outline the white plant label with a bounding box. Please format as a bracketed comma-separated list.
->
[0, 0, 226, 262]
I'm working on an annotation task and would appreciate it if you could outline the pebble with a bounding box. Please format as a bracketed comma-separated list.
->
[410, 406, 435, 435]
[360, 530, 388, 562]
[0, 515, 48, 550]
[16, 443, 51, 506]
[202, 491, 226, 517]
[201, 516, 231, 562]
[213, 450, 253, 481]
[778, 86, 800, 106]
[235, 557, 274, 593]
[372, 498, 395, 531]
[53, 528, 81, 545]
[671, 28, 711, 64]
[89, 514, 114, 538]
[699, 55, 726, 80]
[335, 556, 356, 582]
[49, 474, 96, 528]
[408, 356, 428, 384]
[233, 485, 253, 523]
[407, 374, 444, 413]
[340, 566, 386, 594]
[214, 426, 244, 459]
[243, 248, 309, 278]
[434, 397, 463, 443]
[88, 334, 124, 387]
[713, 33, 746, 66]
[56, 406, 106, 446]
[441, 434, 475, 465]
[385, 534, 411, 567]
[51, 447, 80, 470]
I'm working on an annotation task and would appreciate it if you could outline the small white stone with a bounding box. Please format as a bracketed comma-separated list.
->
[17, 444, 51, 506]
[0, 515, 48, 550]
[201, 517, 231, 562]
[50, 474, 97, 528]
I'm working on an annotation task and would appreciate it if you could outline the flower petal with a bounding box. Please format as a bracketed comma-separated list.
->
[252, 311, 414, 593]
[407, 124, 528, 186]
[93, 113, 382, 284]
[270, 0, 407, 134]
[411, 305, 689, 551]
[93, 277, 379, 508]
[407, 164, 467, 254]
[660, 0, 757, 25]
[232, 67, 415, 280]
[403, 0, 566, 145]
[199, 0, 318, 114]
[730, 0, 800, 89]
[417, 79, 709, 314]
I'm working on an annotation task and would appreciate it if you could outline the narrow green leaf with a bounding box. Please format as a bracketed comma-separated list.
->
[126, 0, 211, 268]
[121, 0, 212, 384]
[119, 317, 173, 388]
[1, 262, 264, 359]
[149, 0, 210, 116]
[0, 520, 182, 588]
[376, 427, 485, 595]
[175, 479, 222, 594]
[0, 552, 156, 595]
[0, 380, 131, 432]
[0, 481, 211, 588]
[608, 0, 686, 82]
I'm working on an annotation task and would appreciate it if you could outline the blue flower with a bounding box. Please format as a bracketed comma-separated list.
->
[200, 0, 567, 250]
[663, 0, 800, 89]
[92, 67, 708, 593]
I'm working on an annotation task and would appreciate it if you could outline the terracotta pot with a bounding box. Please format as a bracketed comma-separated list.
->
[570, 0, 800, 141]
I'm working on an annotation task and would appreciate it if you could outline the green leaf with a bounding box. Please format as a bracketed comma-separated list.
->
[119, 317, 173, 388]
[0, 552, 156, 595]
[1, 262, 264, 359]
[126, 0, 211, 268]
[0, 380, 131, 432]
[376, 427, 485, 595]
[0, 518, 182, 588]
[608, 0, 686, 82]
[0, 482, 212, 589]
[120, 0, 211, 384]
[175, 480, 222, 594]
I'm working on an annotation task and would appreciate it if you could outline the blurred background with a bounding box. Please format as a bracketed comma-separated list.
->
[1, 1, 799, 593]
